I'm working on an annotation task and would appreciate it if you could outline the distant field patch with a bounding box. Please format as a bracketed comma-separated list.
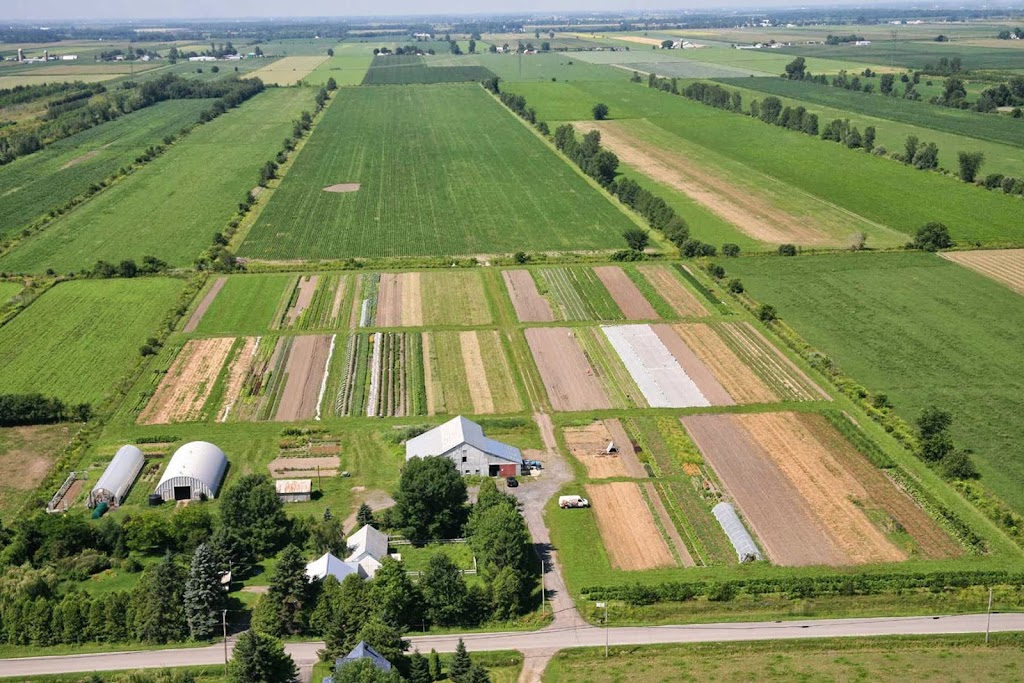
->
[942, 249, 1024, 295]
[323, 183, 360, 193]
[361, 54, 495, 85]
[623, 59, 767, 79]
[246, 56, 328, 85]
[0, 278, 183, 405]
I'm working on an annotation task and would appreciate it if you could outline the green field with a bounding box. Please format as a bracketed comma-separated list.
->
[544, 634, 1024, 682]
[509, 80, 1024, 246]
[0, 88, 312, 274]
[0, 99, 211, 241]
[304, 44, 375, 86]
[360, 54, 495, 85]
[0, 278, 184, 405]
[0, 282, 22, 304]
[534, 267, 624, 321]
[192, 274, 294, 336]
[778, 40, 1024, 71]
[728, 252, 1024, 513]
[240, 85, 636, 260]
[462, 52, 624, 83]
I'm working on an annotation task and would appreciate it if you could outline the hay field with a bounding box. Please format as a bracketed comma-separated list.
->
[943, 249, 1024, 295]
[245, 56, 328, 85]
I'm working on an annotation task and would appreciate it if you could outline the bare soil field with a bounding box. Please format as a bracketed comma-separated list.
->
[943, 249, 1024, 295]
[140, 338, 234, 424]
[649, 324, 733, 405]
[585, 482, 676, 570]
[526, 327, 611, 411]
[682, 413, 848, 566]
[183, 277, 226, 333]
[283, 276, 319, 327]
[565, 421, 633, 478]
[636, 265, 707, 317]
[460, 330, 495, 414]
[268, 455, 340, 478]
[402, 272, 424, 327]
[375, 273, 404, 327]
[644, 482, 696, 567]
[673, 324, 777, 404]
[605, 419, 647, 477]
[576, 121, 832, 246]
[218, 337, 258, 422]
[594, 266, 658, 319]
[323, 183, 361, 193]
[735, 412, 905, 565]
[503, 270, 555, 322]
[274, 335, 333, 421]
[0, 424, 78, 519]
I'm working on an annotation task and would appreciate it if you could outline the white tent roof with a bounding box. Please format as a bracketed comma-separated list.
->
[155, 441, 228, 499]
[306, 552, 361, 582]
[346, 524, 388, 562]
[405, 416, 522, 464]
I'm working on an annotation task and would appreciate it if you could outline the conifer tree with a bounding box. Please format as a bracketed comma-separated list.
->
[184, 543, 225, 640]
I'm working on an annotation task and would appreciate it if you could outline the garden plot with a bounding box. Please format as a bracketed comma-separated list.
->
[274, 334, 335, 422]
[425, 330, 521, 415]
[355, 273, 380, 328]
[268, 456, 340, 478]
[602, 325, 711, 408]
[535, 267, 623, 321]
[564, 420, 646, 479]
[139, 338, 235, 424]
[276, 275, 350, 330]
[193, 274, 294, 336]
[375, 273, 422, 327]
[336, 332, 423, 417]
[184, 277, 226, 333]
[943, 249, 1024, 295]
[218, 337, 259, 422]
[503, 270, 554, 322]
[593, 266, 658, 320]
[228, 335, 331, 422]
[421, 271, 491, 326]
[673, 324, 777, 404]
[711, 322, 828, 401]
[635, 264, 707, 317]
[525, 327, 613, 411]
[585, 482, 676, 570]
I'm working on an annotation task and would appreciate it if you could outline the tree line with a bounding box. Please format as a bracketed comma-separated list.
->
[0, 393, 91, 427]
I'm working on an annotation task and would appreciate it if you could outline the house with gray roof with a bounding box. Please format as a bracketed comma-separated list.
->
[405, 416, 523, 478]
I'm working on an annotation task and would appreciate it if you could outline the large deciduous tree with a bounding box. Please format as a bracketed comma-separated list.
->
[220, 474, 288, 558]
[393, 457, 467, 541]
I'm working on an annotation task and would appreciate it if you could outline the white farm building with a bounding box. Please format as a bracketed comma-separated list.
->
[154, 441, 227, 502]
[88, 445, 145, 507]
[405, 416, 522, 477]
[306, 524, 389, 581]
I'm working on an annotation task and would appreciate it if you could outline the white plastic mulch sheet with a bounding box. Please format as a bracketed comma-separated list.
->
[601, 324, 709, 408]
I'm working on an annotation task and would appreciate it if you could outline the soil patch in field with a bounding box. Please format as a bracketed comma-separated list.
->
[586, 482, 675, 570]
[575, 121, 832, 246]
[184, 277, 227, 333]
[644, 482, 696, 567]
[284, 276, 319, 327]
[268, 455, 340, 478]
[323, 183, 361, 193]
[943, 249, 1024, 295]
[140, 337, 234, 424]
[673, 324, 776, 404]
[402, 272, 424, 327]
[525, 327, 611, 411]
[274, 335, 333, 421]
[53, 477, 84, 511]
[594, 266, 658, 319]
[219, 337, 258, 422]
[503, 270, 555, 322]
[375, 274, 403, 327]
[460, 331, 495, 414]
[636, 264, 707, 317]
[0, 424, 78, 517]
[682, 413, 847, 566]
[60, 146, 106, 171]
[649, 324, 733, 405]
[565, 421, 629, 478]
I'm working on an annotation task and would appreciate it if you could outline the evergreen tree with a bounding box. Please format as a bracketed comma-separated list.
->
[132, 554, 187, 643]
[429, 649, 442, 681]
[322, 574, 371, 660]
[229, 630, 298, 683]
[185, 543, 226, 641]
[409, 650, 431, 683]
[421, 553, 468, 627]
[468, 664, 491, 683]
[369, 556, 421, 627]
[449, 639, 472, 682]
[266, 545, 312, 635]
[309, 575, 342, 635]
[355, 503, 375, 529]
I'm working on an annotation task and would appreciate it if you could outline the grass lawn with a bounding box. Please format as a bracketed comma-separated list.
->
[304, 44, 375, 86]
[0, 278, 184, 405]
[0, 281, 22, 304]
[0, 88, 313, 274]
[728, 252, 1024, 514]
[239, 84, 636, 260]
[543, 633, 1024, 682]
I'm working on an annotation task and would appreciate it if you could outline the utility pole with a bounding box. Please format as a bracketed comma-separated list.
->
[222, 609, 229, 675]
[986, 588, 993, 643]
[596, 602, 608, 657]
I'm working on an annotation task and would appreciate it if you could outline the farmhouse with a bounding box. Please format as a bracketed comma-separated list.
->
[405, 416, 522, 477]
[153, 441, 227, 502]
[305, 524, 389, 581]
[275, 479, 312, 503]
[88, 445, 145, 507]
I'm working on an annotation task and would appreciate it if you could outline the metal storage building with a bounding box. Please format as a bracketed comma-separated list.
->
[275, 479, 312, 503]
[712, 502, 763, 563]
[88, 445, 145, 507]
[405, 416, 523, 477]
[154, 441, 227, 502]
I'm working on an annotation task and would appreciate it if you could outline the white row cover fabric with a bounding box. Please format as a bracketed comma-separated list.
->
[601, 325, 710, 408]
[712, 502, 763, 563]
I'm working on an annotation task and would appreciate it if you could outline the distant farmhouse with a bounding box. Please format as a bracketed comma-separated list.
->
[405, 416, 522, 477]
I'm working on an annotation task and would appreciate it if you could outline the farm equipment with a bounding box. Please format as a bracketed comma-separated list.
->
[559, 495, 590, 509]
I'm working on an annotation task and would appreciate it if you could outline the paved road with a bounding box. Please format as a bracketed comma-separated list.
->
[3, 613, 1022, 678]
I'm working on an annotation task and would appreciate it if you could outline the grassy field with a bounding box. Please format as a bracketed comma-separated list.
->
[244, 56, 328, 85]
[0, 278, 184, 405]
[304, 44, 375, 86]
[510, 79, 1024, 246]
[778, 41, 1024, 71]
[240, 85, 635, 260]
[0, 282, 23, 303]
[0, 88, 312, 274]
[544, 634, 1024, 682]
[0, 99, 211, 241]
[192, 274, 294, 336]
[360, 54, 495, 85]
[461, 52, 624, 83]
[728, 252, 1024, 513]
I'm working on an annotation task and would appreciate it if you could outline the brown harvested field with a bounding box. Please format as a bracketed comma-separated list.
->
[274, 335, 333, 421]
[943, 249, 1024, 295]
[565, 421, 630, 478]
[402, 272, 424, 327]
[422, 271, 491, 325]
[140, 338, 235, 425]
[594, 266, 658, 319]
[375, 273, 403, 327]
[284, 275, 319, 327]
[503, 270, 555, 322]
[586, 482, 676, 570]
[636, 265, 707, 317]
[575, 121, 832, 246]
[268, 456, 340, 478]
[682, 413, 848, 567]
[184, 277, 226, 333]
[650, 324, 734, 405]
[245, 56, 328, 86]
[644, 482, 696, 567]
[673, 324, 777, 404]
[218, 337, 258, 422]
[0, 424, 78, 520]
[459, 330, 495, 414]
[329, 276, 348, 325]
[477, 330, 522, 414]
[735, 412, 905, 565]
[525, 327, 611, 411]
[717, 322, 829, 401]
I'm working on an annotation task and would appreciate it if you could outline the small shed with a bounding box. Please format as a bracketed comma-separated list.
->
[712, 502, 763, 563]
[154, 441, 227, 502]
[275, 479, 312, 503]
[89, 445, 145, 507]
[405, 416, 523, 477]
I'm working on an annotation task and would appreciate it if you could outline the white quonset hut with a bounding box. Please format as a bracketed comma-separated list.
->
[154, 441, 228, 502]
[405, 416, 522, 477]
[88, 445, 145, 507]
[712, 502, 763, 563]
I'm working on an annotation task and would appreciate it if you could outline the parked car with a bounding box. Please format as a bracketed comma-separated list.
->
[558, 494, 590, 508]
[505, 476, 519, 488]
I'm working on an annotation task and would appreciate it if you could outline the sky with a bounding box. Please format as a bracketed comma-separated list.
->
[5, 0, 901, 22]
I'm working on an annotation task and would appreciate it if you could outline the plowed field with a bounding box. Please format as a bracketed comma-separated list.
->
[503, 270, 554, 322]
[636, 264, 707, 317]
[943, 249, 1024, 295]
[526, 327, 611, 411]
[275, 335, 333, 421]
[586, 482, 675, 570]
[673, 324, 776, 404]
[140, 337, 234, 424]
[594, 266, 658, 319]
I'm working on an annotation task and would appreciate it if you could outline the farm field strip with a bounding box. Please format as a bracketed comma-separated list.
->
[193, 274, 295, 335]
[502, 269, 555, 322]
[712, 322, 828, 401]
[649, 324, 734, 405]
[278, 275, 319, 328]
[585, 482, 677, 570]
[229, 336, 293, 421]
[139, 337, 235, 424]
[942, 249, 1024, 295]
[219, 337, 259, 422]
[245, 55, 329, 85]
[274, 334, 334, 421]
[564, 419, 646, 479]
[373, 271, 492, 327]
[602, 324, 710, 408]
[672, 323, 777, 404]
[643, 481, 697, 567]
[593, 266, 659, 319]
[525, 327, 612, 411]
[286, 273, 349, 329]
[183, 277, 226, 333]
[635, 264, 708, 317]
[574, 326, 644, 408]
[356, 273, 380, 327]
[536, 267, 624, 321]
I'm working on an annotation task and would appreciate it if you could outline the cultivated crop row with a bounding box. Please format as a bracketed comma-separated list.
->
[335, 332, 426, 417]
[536, 267, 624, 321]
[712, 322, 823, 401]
